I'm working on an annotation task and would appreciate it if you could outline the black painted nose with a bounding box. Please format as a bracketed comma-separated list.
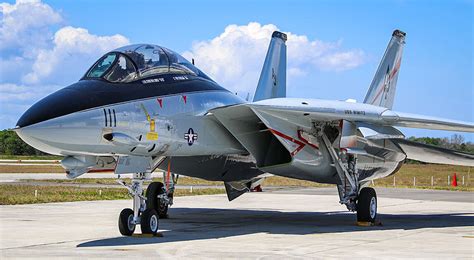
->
[16, 88, 84, 128]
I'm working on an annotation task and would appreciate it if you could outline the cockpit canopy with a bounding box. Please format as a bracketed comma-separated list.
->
[83, 44, 210, 83]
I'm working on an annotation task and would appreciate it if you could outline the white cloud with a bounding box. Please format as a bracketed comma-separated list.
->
[0, 0, 130, 130]
[182, 22, 365, 95]
[0, 3, 365, 130]
[23, 26, 129, 84]
[0, 0, 129, 86]
[0, 83, 62, 102]
[0, 0, 62, 54]
[315, 50, 365, 71]
[0, 83, 63, 129]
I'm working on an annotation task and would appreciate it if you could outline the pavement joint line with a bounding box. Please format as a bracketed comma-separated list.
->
[0, 238, 94, 251]
[379, 201, 425, 207]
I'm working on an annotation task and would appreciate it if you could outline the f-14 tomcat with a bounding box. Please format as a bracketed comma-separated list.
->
[16, 29, 474, 236]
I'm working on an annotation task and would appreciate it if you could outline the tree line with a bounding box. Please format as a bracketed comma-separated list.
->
[407, 134, 474, 153]
[0, 130, 47, 156]
[0, 129, 473, 156]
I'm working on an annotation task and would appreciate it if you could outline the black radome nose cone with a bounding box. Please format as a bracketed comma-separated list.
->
[16, 88, 84, 128]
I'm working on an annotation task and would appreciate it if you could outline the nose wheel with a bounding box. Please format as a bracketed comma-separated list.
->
[140, 209, 159, 235]
[146, 182, 171, 218]
[118, 208, 135, 236]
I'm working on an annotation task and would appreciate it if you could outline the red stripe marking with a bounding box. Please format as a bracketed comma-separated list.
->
[389, 58, 401, 80]
[297, 130, 319, 149]
[269, 129, 306, 156]
[371, 83, 385, 104]
[370, 58, 401, 104]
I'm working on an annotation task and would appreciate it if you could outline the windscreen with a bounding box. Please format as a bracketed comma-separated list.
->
[85, 44, 213, 82]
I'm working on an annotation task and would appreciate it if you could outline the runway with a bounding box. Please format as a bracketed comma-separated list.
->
[1, 188, 473, 258]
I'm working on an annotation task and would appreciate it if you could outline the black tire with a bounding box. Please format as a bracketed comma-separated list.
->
[118, 208, 135, 236]
[146, 182, 169, 218]
[356, 187, 377, 223]
[141, 208, 159, 235]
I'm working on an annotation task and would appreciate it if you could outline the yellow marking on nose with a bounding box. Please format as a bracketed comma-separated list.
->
[141, 103, 157, 138]
[150, 119, 155, 132]
[146, 132, 158, 140]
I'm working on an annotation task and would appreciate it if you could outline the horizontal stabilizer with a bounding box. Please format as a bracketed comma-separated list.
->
[392, 139, 474, 166]
[224, 181, 251, 201]
[223, 176, 268, 201]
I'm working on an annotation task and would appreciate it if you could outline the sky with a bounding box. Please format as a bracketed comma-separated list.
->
[0, 0, 472, 141]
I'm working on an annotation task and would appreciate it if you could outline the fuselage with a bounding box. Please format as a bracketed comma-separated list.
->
[15, 43, 406, 184]
[16, 77, 246, 157]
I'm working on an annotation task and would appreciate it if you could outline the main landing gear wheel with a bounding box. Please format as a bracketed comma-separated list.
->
[146, 182, 169, 218]
[118, 208, 135, 236]
[141, 209, 159, 235]
[357, 187, 377, 223]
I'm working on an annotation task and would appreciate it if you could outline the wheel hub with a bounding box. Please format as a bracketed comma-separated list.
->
[370, 197, 377, 219]
[127, 214, 135, 230]
[150, 215, 158, 231]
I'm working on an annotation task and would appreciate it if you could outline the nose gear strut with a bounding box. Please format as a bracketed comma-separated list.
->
[117, 172, 160, 236]
[116, 157, 176, 236]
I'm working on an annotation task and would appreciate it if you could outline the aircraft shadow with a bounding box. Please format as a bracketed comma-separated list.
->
[77, 207, 473, 247]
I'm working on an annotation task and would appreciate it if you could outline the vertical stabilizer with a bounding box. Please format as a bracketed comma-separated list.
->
[363, 29, 406, 109]
[253, 31, 287, 102]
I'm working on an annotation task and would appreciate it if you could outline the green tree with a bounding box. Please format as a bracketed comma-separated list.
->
[0, 130, 46, 155]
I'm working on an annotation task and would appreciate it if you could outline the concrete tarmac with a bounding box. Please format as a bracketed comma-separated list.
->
[1, 188, 473, 259]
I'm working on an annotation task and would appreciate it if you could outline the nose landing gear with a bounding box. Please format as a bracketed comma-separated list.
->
[117, 173, 161, 236]
[118, 208, 135, 236]
[146, 181, 173, 219]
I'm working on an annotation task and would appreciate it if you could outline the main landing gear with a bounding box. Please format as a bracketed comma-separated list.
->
[117, 172, 175, 236]
[357, 187, 377, 223]
[318, 128, 378, 223]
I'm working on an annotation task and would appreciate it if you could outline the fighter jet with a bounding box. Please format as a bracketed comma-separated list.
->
[15, 30, 474, 236]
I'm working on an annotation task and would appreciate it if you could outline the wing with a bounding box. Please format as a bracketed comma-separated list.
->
[210, 98, 473, 169]
[382, 111, 473, 132]
[391, 138, 474, 166]
[242, 98, 474, 133]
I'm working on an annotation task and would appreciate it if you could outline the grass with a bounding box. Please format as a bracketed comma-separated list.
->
[0, 184, 225, 205]
[3, 162, 473, 193]
[369, 164, 472, 190]
[0, 164, 64, 173]
[17, 164, 472, 191]
[22, 176, 332, 187]
[368, 184, 474, 192]
[21, 176, 222, 186]
[0, 155, 62, 160]
[1, 164, 471, 205]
